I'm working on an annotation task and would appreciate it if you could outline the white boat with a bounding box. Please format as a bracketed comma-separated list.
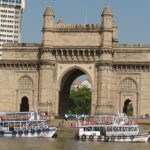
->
[0, 111, 57, 138]
[76, 113, 150, 142]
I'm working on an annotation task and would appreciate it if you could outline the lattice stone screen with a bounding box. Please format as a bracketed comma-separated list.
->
[120, 78, 137, 93]
[18, 76, 33, 90]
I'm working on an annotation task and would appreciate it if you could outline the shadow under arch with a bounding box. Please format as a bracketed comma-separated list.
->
[20, 96, 29, 112]
[58, 66, 92, 116]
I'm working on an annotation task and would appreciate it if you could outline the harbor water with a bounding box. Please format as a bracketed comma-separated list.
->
[0, 135, 150, 150]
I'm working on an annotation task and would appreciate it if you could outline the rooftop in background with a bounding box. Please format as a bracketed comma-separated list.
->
[72, 75, 91, 89]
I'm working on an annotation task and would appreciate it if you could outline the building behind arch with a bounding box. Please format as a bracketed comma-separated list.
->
[0, 4, 150, 116]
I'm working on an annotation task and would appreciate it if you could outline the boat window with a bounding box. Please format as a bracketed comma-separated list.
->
[128, 127, 134, 131]
[4, 123, 8, 127]
[100, 127, 105, 131]
[113, 127, 118, 131]
[134, 127, 137, 131]
[85, 127, 92, 131]
[107, 127, 112, 131]
[122, 127, 126, 131]
[93, 127, 100, 131]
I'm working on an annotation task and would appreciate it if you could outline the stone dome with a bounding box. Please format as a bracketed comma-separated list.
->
[102, 4, 112, 16]
[44, 5, 55, 16]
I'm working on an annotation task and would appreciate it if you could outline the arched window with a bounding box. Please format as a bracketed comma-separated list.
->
[18, 76, 33, 90]
[120, 78, 137, 93]
[20, 96, 29, 112]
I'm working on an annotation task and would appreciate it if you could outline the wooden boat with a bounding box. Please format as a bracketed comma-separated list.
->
[0, 111, 57, 138]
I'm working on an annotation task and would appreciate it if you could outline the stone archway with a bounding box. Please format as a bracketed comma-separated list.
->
[20, 96, 29, 112]
[58, 68, 92, 116]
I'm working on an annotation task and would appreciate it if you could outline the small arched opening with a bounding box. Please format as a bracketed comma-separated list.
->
[123, 99, 133, 116]
[20, 96, 29, 112]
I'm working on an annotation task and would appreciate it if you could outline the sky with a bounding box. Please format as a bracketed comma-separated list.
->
[22, 0, 150, 44]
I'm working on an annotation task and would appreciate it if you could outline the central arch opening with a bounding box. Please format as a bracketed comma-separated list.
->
[59, 68, 92, 116]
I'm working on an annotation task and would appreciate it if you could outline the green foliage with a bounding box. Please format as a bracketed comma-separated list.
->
[126, 104, 133, 116]
[68, 87, 91, 115]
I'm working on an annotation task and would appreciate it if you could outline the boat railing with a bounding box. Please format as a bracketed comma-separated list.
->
[0, 112, 48, 122]
[77, 114, 137, 127]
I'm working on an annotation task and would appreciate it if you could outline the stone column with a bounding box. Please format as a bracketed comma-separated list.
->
[96, 49, 114, 114]
[38, 62, 56, 115]
[96, 63, 113, 114]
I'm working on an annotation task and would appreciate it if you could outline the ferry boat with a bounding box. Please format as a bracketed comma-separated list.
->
[76, 114, 150, 142]
[0, 111, 57, 138]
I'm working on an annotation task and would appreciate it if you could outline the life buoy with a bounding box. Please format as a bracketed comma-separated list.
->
[105, 136, 109, 142]
[37, 129, 41, 134]
[89, 135, 94, 141]
[123, 135, 126, 140]
[46, 128, 49, 132]
[42, 128, 46, 133]
[130, 135, 134, 140]
[24, 130, 28, 135]
[31, 129, 35, 135]
[12, 131, 17, 135]
[18, 130, 23, 135]
[111, 135, 115, 141]
[117, 136, 121, 140]
[81, 134, 86, 140]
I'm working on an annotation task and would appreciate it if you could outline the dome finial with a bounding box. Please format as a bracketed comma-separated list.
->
[44, 5, 55, 17]
[102, 3, 112, 16]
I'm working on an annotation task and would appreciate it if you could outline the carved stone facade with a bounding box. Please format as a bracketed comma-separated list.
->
[0, 5, 150, 116]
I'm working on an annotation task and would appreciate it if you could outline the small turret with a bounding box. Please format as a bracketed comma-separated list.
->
[102, 4, 112, 16]
[42, 5, 55, 46]
[100, 4, 113, 47]
[101, 4, 113, 30]
[43, 5, 55, 29]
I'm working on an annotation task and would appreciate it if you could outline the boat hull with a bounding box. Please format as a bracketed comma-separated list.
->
[78, 134, 150, 143]
[0, 128, 57, 138]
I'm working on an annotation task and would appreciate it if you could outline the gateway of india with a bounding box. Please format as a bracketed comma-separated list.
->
[0, 5, 150, 116]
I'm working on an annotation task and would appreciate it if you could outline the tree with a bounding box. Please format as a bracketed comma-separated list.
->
[126, 103, 133, 116]
[68, 87, 91, 114]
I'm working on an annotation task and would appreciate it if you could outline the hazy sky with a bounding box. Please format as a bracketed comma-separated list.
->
[22, 0, 150, 44]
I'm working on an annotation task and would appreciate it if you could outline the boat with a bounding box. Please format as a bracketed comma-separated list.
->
[76, 113, 150, 142]
[0, 111, 57, 138]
